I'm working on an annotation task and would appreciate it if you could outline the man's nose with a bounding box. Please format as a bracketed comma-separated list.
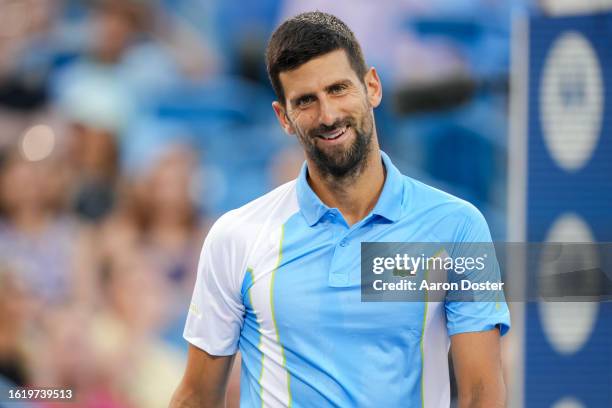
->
[317, 96, 340, 127]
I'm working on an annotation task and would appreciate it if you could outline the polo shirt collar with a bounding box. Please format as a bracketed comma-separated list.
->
[296, 150, 404, 226]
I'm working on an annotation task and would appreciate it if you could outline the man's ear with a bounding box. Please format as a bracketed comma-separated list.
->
[364, 67, 382, 108]
[272, 101, 296, 135]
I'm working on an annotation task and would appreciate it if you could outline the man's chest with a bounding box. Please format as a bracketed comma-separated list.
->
[241, 221, 435, 346]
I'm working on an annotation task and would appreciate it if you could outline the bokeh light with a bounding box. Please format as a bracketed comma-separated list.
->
[19, 124, 56, 162]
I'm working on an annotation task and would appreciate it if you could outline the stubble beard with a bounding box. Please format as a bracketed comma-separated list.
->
[296, 110, 375, 185]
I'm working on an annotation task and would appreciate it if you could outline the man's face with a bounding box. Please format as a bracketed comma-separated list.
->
[273, 50, 382, 179]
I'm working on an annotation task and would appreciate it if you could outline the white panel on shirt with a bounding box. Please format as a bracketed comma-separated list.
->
[184, 179, 299, 407]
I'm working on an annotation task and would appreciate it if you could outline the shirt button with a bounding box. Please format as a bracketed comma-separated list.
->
[339, 239, 348, 247]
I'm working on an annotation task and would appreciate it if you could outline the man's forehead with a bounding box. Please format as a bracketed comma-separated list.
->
[279, 50, 359, 99]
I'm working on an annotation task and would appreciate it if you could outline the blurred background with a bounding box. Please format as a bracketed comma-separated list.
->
[0, 0, 610, 407]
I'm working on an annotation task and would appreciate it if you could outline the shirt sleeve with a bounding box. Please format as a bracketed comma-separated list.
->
[444, 203, 511, 337]
[183, 214, 246, 355]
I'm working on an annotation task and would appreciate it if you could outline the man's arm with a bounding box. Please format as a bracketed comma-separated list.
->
[450, 328, 506, 408]
[169, 344, 236, 408]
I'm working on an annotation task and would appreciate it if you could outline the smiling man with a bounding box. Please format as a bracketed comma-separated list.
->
[170, 11, 510, 408]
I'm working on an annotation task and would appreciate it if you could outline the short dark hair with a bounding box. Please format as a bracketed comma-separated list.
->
[266, 11, 368, 104]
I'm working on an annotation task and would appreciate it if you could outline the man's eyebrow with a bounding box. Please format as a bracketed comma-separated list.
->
[324, 79, 353, 92]
[289, 79, 355, 106]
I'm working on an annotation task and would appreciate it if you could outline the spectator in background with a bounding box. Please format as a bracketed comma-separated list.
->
[85, 0, 218, 85]
[129, 146, 205, 295]
[0, 147, 96, 305]
[65, 118, 123, 221]
[99, 145, 208, 349]
[90, 246, 184, 408]
[89, 0, 150, 65]
[31, 304, 131, 408]
[52, 0, 217, 106]
[0, 0, 63, 111]
[101, 145, 206, 294]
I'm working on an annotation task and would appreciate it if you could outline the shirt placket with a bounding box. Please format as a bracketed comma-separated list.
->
[327, 212, 374, 287]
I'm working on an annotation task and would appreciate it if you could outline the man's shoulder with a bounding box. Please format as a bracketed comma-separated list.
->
[402, 175, 487, 229]
[207, 179, 300, 244]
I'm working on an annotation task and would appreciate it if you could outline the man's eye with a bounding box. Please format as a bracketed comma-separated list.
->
[297, 97, 314, 107]
[330, 85, 347, 94]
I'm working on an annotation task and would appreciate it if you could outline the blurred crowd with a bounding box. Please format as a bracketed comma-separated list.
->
[0, 1, 226, 407]
[0, 0, 534, 407]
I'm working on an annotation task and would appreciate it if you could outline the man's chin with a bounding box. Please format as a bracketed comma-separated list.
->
[305, 127, 372, 178]
[312, 150, 364, 178]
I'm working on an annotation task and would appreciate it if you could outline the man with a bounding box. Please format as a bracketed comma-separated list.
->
[170, 11, 510, 408]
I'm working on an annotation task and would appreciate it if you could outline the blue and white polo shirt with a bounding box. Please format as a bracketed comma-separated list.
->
[184, 151, 510, 407]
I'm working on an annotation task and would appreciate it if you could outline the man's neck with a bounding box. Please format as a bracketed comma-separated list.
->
[306, 150, 385, 226]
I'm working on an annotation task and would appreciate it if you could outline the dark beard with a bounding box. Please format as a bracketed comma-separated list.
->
[302, 115, 373, 181]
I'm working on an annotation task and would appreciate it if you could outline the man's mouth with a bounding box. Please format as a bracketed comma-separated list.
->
[316, 125, 348, 141]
